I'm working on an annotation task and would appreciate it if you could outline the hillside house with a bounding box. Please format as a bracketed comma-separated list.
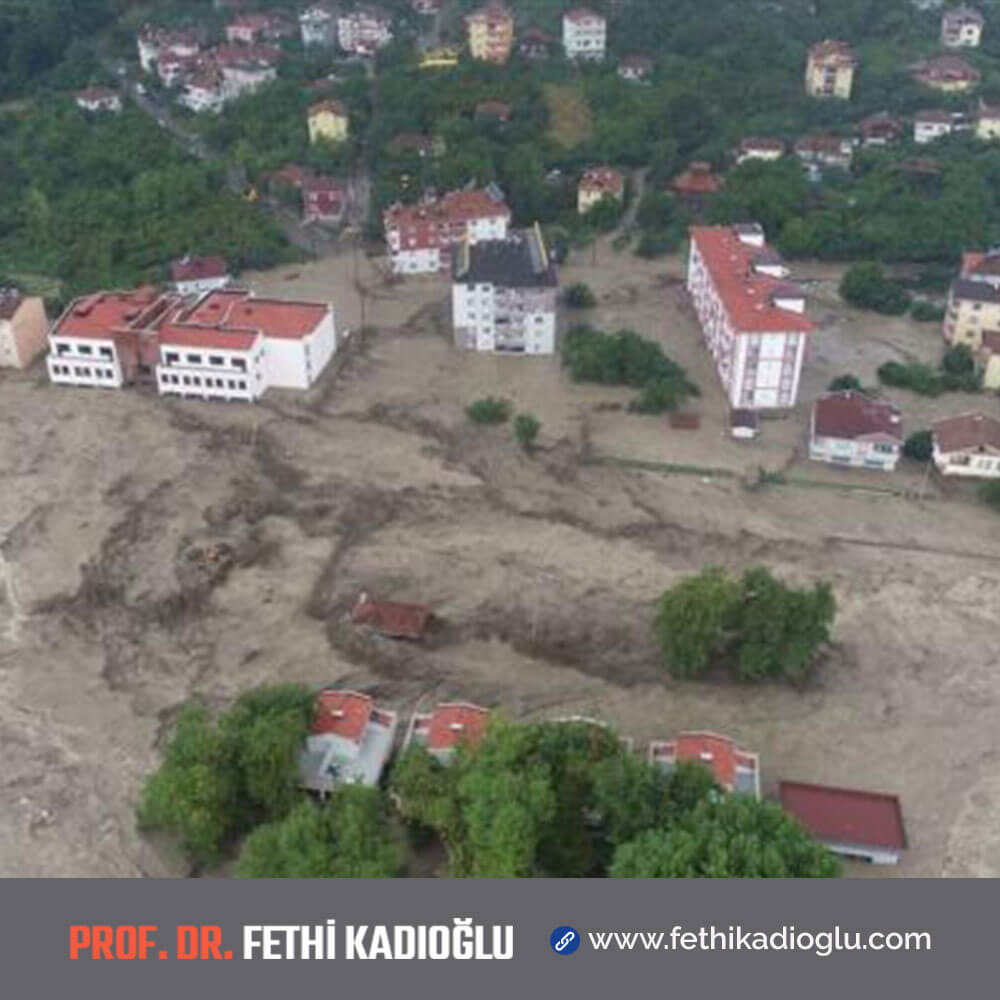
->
[383, 187, 511, 274]
[308, 99, 349, 143]
[466, 2, 514, 64]
[517, 28, 554, 60]
[475, 100, 513, 122]
[805, 39, 856, 99]
[976, 99, 1000, 139]
[944, 248, 1000, 348]
[0, 290, 49, 370]
[179, 67, 227, 113]
[809, 391, 903, 471]
[563, 7, 607, 62]
[170, 255, 230, 296]
[302, 175, 348, 224]
[137, 28, 200, 74]
[859, 111, 902, 147]
[794, 134, 854, 174]
[914, 108, 966, 143]
[300, 5, 337, 47]
[736, 137, 785, 164]
[403, 703, 490, 763]
[779, 781, 907, 864]
[351, 594, 434, 639]
[931, 412, 1000, 477]
[941, 5, 984, 47]
[618, 55, 653, 82]
[299, 690, 398, 794]
[337, 6, 393, 55]
[671, 161, 722, 207]
[687, 224, 813, 409]
[577, 166, 624, 214]
[648, 732, 761, 798]
[75, 88, 122, 113]
[912, 55, 980, 92]
[452, 225, 558, 354]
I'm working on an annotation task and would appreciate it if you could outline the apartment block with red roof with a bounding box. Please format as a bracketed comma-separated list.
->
[383, 188, 511, 275]
[648, 732, 760, 798]
[809, 391, 903, 471]
[299, 690, 398, 794]
[686, 224, 813, 409]
[404, 703, 490, 763]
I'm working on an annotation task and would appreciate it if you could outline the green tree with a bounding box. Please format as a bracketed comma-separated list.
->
[980, 480, 1000, 512]
[839, 263, 911, 315]
[828, 374, 862, 392]
[902, 430, 933, 462]
[654, 567, 739, 678]
[610, 796, 840, 878]
[465, 396, 512, 425]
[235, 789, 401, 878]
[513, 413, 541, 449]
[563, 282, 597, 308]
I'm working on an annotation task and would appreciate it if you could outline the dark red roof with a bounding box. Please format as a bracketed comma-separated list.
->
[311, 689, 373, 741]
[425, 703, 489, 751]
[812, 391, 902, 442]
[351, 596, 433, 639]
[672, 161, 722, 195]
[932, 412, 1000, 453]
[779, 781, 907, 851]
[171, 255, 228, 283]
[0, 290, 24, 321]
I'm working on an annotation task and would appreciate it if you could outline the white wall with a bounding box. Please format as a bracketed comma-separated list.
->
[47, 337, 124, 388]
[157, 340, 265, 401]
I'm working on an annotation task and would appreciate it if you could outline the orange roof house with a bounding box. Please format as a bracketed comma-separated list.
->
[648, 732, 760, 798]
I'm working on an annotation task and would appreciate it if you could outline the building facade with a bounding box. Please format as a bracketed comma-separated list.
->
[687, 224, 813, 409]
[308, 99, 349, 143]
[562, 8, 607, 61]
[914, 109, 964, 143]
[577, 166, 624, 214]
[383, 188, 511, 274]
[451, 226, 558, 354]
[805, 40, 856, 99]
[931, 412, 1000, 477]
[943, 248, 1000, 348]
[648, 732, 760, 798]
[0, 291, 49, 370]
[300, 5, 337, 46]
[809, 391, 903, 471]
[75, 88, 122, 113]
[736, 137, 785, 164]
[466, 2, 514, 64]
[337, 7, 394, 55]
[912, 55, 981, 91]
[941, 5, 984, 47]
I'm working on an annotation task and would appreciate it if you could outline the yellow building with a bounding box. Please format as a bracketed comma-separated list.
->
[308, 99, 349, 144]
[466, 2, 514, 65]
[805, 39, 856, 99]
[420, 46, 460, 70]
[577, 167, 624, 215]
[944, 250, 1000, 349]
[976, 99, 1000, 139]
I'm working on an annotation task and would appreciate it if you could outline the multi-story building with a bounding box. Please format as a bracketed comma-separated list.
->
[403, 703, 490, 764]
[302, 175, 348, 224]
[577, 166, 624, 214]
[914, 108, 965, 143]
[562, 7, 607, 62]
[805, 39, 856, 99]
[383, 188, 511, 274]
[308, 98, 350, 143]
[299, 690, 398, 794]
[912, 55, 980, 92]
[178, 67, 227, 113]
[859, 111, 902, 147]
[215, 44, 280, 99]
[137, 28, 200, 75]
[46, 287, 338, 400]
[451, 225, 558, 355]
[0, 290, 48, 370]
[466, 2, 514, 64]
[941, 5, 984, 47]
[648, 732, 760, 798]
[809, 391, 903, 471]
[687, 224, 814, 409]
[300, 5, 337, 47]
[794, 134, 854, 174]
[943, 248, 1000, 348]
[931, 412, 1000, 478]
[337, 6, 393, 56]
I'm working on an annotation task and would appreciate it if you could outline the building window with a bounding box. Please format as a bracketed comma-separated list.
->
[165, 352, 179, 364]
[99, 346, 113, 359]
[209, 355, 224, 366]
[227, 379, 236, 389]
[187, 354, 203, 365]
[78, 345, 92, 355]
[183, 376, 191, 386]
[238, 380, 247, 390]
[233, 358, 246, 372]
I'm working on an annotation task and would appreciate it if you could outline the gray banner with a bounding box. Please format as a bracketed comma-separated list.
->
[0, 879, 989, 997]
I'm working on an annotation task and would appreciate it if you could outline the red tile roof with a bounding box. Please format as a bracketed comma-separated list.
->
[779, 781, 907, 851]
[579, 166, 624, 197]
[689, 226, 816, 334]
[808, 39, 856, 66]
[311, 689, 373, 741]
[171, 255, 228, 282]
[425, 703, 490, 751]
[52, 289, 168, 339]
[740, 136, 785, 153]
[158, 324, 259, 352]
[182, 290, 329, 340]
[932, 412, 1000, 453]
[383, 189, 510, 246]
[310, 98, 348, 117]
[671, 161, 722, 195]
[351, 595, 433, 639]
[812, 391, 902, 442]
[655, 732, 758, 791]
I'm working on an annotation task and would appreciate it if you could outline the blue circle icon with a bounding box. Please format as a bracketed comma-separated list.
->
[550, 926, 580, 955]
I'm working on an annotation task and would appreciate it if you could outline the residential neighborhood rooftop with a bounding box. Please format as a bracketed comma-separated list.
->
[931, 412, 1000, 452]
[454, 227, 557, 288]
[779, 781, 907, 851]
[351, 593, 434, 639]
[812, 391, 902, 441]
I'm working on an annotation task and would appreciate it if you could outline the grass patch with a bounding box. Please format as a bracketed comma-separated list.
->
[543, 83, 593, 149]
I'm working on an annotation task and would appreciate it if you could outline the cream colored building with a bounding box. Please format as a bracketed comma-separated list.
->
[466, 2, 514, 64]
[805, 40, 856, 99]
[932, 412, 1000, 478]
[0, 291, 49, 369]
[577, 166, 624, 214]
[976, 99, 1000, 139]
[308, 99, 349, 144]
[944, 249, 1000, 348]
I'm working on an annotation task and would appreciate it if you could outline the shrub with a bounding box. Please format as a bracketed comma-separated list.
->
[981, 480, 1000, 512]
[634, 231, 678, 258]
[941, 343, 976, 375]
[563, 282, 597, 308]
[840, 263, 911, 315]
[910, 299, 945, 322]
[902, 430, 933, 462]
[828, 374, 863, 392]
[465, 397, 512, 425]
[513, 413, 541, 449]
[628, 375, 688, 414]
[877, 360, 944, 396]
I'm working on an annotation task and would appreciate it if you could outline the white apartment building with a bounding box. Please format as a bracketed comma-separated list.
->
[300, 5, 337, 46]
[383, 188, 511, 275]
[914, 109, 962, 143]
[687, 224, 813, 409]
[562, 8, 606, 61]
[941, 5, 984, 47]
[451, 226, 558, 355]
[47, 288, 337, 400]
[337, 7, 393, 55]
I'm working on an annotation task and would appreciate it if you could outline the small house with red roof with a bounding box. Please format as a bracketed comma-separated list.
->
[912, 55, 981, 93]
[302, 175, 348, 224]
[649, 732, 760, 798]
[351, 592, 434, 639]
[404, 702, 490, 762]
[299, 689, 398, 794]
[809, 391, 903, 471]
[931, 412, 1000, 477]
[779, 781, 906, 864]
[578, 166, 624, 214]
[687, 224, 814, 409]
[170, 255, 230, 296]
